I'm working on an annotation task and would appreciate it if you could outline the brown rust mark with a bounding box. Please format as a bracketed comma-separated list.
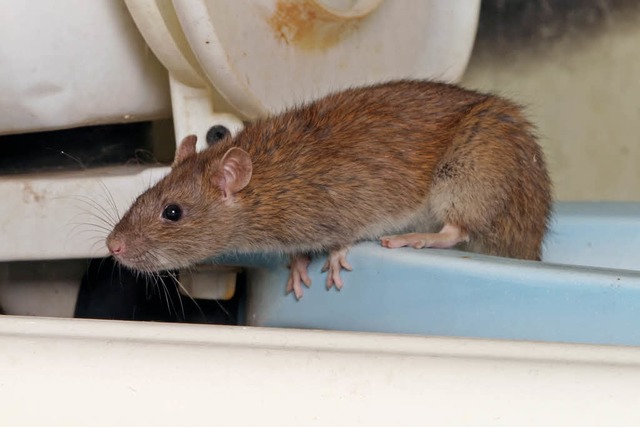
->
[22, 183, 45, 204]
[268, 0, 361, 51]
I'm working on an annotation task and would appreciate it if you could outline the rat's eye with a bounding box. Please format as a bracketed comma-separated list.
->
[162, 204, 183, 222]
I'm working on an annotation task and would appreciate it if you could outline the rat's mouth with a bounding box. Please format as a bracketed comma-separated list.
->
[112, 250, 183, 274]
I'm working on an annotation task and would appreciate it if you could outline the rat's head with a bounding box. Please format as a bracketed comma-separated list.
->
[106, 135, 252, 273]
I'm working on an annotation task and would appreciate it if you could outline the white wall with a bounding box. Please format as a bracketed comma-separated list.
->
[461, 5, 640, 201]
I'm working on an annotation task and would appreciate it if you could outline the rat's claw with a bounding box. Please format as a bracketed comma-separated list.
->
[287, 255, 312, 299]
[323, 247, 352, 290]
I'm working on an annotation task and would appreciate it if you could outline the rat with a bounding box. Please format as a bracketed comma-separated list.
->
[106, 79, 552, 299]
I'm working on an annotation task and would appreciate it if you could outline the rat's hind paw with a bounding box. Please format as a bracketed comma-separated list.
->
[381, 224, 469, 249]
[286, 254, 312, 299]
[321, 247, 353, 290]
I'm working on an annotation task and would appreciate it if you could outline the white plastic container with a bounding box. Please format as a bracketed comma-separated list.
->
[0, 0, 171, 135]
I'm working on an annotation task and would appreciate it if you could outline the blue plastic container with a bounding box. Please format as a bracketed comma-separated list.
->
[220, 202, 640, 346]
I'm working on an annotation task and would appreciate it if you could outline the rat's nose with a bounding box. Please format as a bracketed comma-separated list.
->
[106, 236, 126, 256]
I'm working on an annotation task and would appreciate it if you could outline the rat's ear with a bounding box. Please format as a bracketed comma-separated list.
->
[173, 134, 198, 166]
[218, 147, 252, 199]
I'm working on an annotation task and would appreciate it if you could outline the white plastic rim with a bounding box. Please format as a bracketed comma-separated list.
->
[1, 316, 640, 426]
[171, 0, 269, 118]
[125, 0, 258, 145]
[124, 0, 207, 88]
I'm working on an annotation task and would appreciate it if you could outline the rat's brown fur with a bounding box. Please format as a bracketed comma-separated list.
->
[107, 80, 552, 277]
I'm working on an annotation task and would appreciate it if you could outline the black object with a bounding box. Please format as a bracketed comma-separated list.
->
[206, 125, 230, 146]
[0, 122, 160, 175]
[74, 257, 242, 325]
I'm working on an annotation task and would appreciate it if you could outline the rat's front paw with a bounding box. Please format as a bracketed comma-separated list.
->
[322, 247, 353, 290]
[286, 254, 312, 299]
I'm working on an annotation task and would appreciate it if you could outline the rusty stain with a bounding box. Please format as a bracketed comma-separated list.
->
[268, 0, 361, 51]
[22, 183, 45, 204]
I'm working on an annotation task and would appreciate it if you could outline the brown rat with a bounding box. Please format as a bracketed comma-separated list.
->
[106, 80, 552, 299]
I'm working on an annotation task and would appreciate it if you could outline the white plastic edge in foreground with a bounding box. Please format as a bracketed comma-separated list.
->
[1, 315, 639, 426]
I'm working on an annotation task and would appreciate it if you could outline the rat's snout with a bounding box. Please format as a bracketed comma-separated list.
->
[106, 235, 126, 256]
